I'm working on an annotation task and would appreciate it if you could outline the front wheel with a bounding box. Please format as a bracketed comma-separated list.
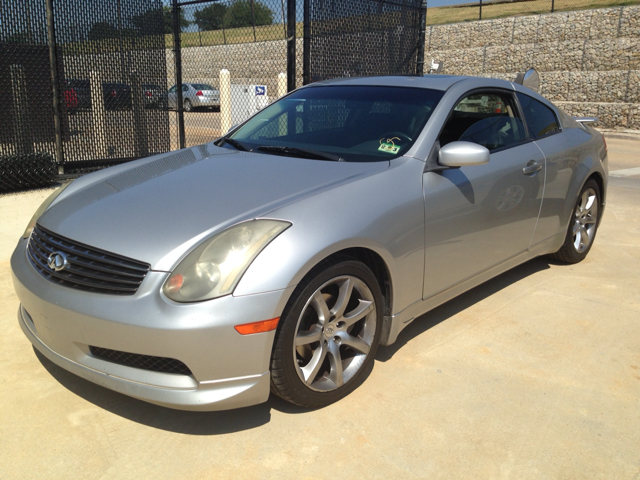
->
[270, 259, 383, 408]
[550, 179, 601, 264]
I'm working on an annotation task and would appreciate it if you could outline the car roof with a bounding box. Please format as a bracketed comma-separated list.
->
[307, 75, 473, 92]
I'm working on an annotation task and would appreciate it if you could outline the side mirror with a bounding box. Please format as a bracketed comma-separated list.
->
[439, 141, 490, 167]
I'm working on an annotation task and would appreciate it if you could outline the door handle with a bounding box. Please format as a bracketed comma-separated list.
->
[522, 160, 542, 175]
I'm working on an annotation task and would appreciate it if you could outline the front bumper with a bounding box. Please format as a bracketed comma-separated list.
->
[11, 237, 294, 411]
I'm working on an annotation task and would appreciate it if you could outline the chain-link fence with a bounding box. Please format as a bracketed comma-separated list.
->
[167, 0, 293, 149]
[305, 0, 423, 82]
[0, 0, 59, 189]
[0, 0, 170, 191]
[56, 0, 170, 173]
[426, 0, 640, 26]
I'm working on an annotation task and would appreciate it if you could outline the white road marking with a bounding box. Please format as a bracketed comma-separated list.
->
[609, 167, 640, 177]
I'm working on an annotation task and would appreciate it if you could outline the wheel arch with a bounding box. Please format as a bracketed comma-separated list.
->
[276, 246, 395, 347]
[322, 247, 393, 319]
[585, 171, 606, 225]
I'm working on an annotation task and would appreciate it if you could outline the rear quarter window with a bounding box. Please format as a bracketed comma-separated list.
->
[517, 92, 560, 139]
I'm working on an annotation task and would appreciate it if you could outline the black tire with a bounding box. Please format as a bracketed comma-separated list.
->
[550, 179, 601, 264]
[270, 258, 384, 408]
[183, 99, 192, 112]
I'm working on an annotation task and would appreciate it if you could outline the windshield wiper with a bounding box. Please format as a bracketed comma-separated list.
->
[257, 146, 344, 162]
[216, 137, 252, 152]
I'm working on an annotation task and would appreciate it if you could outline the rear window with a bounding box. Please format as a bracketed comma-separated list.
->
[517, 92, 560, 139]
[192, 84, 216, 91]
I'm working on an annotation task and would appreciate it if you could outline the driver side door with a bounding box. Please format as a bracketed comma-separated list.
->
[422, 89, 546, 300]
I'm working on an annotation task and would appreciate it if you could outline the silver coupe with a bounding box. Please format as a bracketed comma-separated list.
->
[11, 75, 608, 411]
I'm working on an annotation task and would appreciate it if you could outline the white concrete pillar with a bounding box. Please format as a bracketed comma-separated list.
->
[220, 69, 231, 135]
[277, 72, 287, 99]
[277, 72, 287, 136]
[90, 71, 108, 157]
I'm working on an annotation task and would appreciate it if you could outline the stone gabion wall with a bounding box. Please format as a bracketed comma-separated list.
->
[426, 6, 640, 129]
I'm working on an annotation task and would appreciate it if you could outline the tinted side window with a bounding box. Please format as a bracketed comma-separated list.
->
[440, 92, 527, 151]
[517, 93, 560, 138]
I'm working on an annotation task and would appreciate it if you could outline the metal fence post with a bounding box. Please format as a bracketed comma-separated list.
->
[303, 0, 310, 85]
[479, 0, 483, 20]
[45, 0, 64, 172]
[287, 0, 296, 92]
[250, 0, 257, 42]
[551, 0, 555, 13]
[416, 0, 427, 76]
[173, 0, 186, 149]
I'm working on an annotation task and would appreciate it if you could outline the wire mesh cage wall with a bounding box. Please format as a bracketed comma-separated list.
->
[167, 0, 291, 149]
[0, 0, 59, 190]
[0, 0, 170, 191]
[306, 0, 423, 82]
[53, 0, 170, 172]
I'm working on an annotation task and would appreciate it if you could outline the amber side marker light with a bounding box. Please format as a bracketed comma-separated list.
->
[234, 318, 280, 335]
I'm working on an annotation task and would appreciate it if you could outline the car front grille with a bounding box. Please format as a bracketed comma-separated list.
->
[89, 346, 192, 375]
[27, 225, 150, 295]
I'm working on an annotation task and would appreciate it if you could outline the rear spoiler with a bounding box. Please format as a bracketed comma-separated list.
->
[573, 117, 599, 125]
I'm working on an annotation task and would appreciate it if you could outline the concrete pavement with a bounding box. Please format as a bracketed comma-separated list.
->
[0, 137, 638, 479]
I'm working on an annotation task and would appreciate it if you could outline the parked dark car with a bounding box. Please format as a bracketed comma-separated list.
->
[102, 82, 132, 111]
[142, 84, 168, 110]
[62, 79, 91, 113]
[63, 80, 167, 112]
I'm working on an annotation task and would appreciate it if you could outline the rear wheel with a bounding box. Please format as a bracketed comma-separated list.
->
[550, 179, 601, 264]
[183, 99, 192, 112]
[270, 259, 383, 408]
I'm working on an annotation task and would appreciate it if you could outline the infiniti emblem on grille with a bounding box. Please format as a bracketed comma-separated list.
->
[47, 252, 69, 272]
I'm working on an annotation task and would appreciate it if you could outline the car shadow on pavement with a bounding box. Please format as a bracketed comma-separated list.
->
[375, 257, 551, 362]
[34, 349, 308, 434]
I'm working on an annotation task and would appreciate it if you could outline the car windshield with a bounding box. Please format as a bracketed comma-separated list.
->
[229, 85, 444, 162]
[193, 84, 215, 90]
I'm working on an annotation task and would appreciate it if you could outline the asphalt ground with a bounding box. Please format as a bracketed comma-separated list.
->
[0, 137, 638, 479]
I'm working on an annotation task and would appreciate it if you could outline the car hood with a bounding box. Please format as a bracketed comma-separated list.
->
[39, 144, 388, 270]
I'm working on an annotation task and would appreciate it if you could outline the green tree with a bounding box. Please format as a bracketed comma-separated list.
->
[6, 32, 31, 44]
[193, 4, 228, 31]
[163, 6, 190, 34]
[131, 7, 164, 36]
[224, 0, 273, 29]
[87, 22, 118, 41]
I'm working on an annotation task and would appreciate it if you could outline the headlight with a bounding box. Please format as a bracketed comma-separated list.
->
[22, 182, 73, 239]
[163, 220, 290, 302]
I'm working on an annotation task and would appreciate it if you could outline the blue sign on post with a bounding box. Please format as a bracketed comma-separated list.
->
[255, 86, 266, 96]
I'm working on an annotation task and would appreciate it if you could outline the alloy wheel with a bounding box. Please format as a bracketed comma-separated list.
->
[572, 187, 598, 253]
[293, 275, 377, 392]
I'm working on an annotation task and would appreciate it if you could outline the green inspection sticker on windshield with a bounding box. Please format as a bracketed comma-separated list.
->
[378, 137, 401, 154]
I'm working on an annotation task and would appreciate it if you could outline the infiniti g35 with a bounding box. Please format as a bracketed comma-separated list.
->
[11, 75, 607, 410]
